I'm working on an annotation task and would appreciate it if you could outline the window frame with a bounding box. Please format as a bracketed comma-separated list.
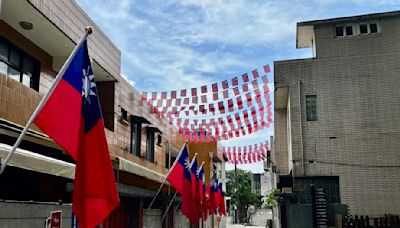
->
[146, 128, 155, 163]
[0, 37, 40, 91]
[359, 24, 369, 34]
[369, 23, 378, 34]
[335, 24, 355, 37]
[306, 95, 317, 121]
[357, 21, 380, 35]
[130, 118, 142, 156]
[335, 21, 380, 38]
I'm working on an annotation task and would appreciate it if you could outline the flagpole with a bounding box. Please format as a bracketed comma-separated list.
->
[147, 141, 188, 210]
[0, 27, 93, 176]
[190, 153, 198, 166]
[161, 191, 178, 222]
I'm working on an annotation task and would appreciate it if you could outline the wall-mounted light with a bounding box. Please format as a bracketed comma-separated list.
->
[19, 21, 33, 30]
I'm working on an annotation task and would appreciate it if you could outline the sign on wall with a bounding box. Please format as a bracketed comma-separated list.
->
[45, 211, 62, 228]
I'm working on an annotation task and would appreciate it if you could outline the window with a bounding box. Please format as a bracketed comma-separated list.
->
[306, 95, 317, 121]
[345, 26, 353, 36]
[359, 24, 368, 34]
[157, 134, 162, 146]
[146, 128, 155, 163]
[336, 22, 380, 38]
[0, 38, 39, 90]
[96, 81, 115, 131]
[335, 26, 344, 37]
[335, 25, 354, 37]
[370, 23, 378, 33]
[130, 119, 142, 156]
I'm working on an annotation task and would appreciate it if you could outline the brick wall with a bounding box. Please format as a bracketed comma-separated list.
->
[28, 0, 121, 78]
[188, 142, 218, 183]
[274, 15, 400, 216]
[0, 10, 184, 177]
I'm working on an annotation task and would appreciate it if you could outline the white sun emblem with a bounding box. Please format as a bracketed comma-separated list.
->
[184, 158, 191, 171]
[82, 66, 96, 104]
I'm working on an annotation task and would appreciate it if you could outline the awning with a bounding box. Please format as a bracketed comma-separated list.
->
[0, 143, 75, 179]
[116, 156, 168, 185]
[130, 115, 151, 124]
[147, 126, 162, 134]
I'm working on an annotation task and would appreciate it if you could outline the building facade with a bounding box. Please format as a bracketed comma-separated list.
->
[274, 10, 400, 219]
[0, 0, 218, 227]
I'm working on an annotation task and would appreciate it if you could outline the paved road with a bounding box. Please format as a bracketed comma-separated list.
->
[225, 216, 265, 228]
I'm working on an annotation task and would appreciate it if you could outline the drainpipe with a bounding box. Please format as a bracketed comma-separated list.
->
[297, 81, 305, 176]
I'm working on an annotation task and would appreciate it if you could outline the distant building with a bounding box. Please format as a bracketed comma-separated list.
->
[0, 0, 217, 227]
[274, 10, 400, 223]
[251, 172, 272, 197]
[251, 173, 262, 195]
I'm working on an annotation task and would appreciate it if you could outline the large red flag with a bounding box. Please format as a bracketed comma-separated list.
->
[34, 40, 119, 227]
[197, 164, 208, 221]
[206, 181, 215, 215]
[218, 183, 226, 216]
[190, 157, 201, 222]
[214, 179, 220, 212]
[166, 145, 195, 223]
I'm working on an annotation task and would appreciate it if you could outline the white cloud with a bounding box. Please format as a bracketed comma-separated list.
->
[76, 0, 398, 159]
[77, 0, 400, 92]
[76, 0, 319, 92]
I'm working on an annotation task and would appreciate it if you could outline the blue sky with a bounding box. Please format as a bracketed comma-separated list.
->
[76, 0, 399, 173]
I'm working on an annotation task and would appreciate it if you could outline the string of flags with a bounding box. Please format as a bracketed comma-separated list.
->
[219, 140, 270, 164]
[167, 144, 226, 224]
[140, 65, 273, 142]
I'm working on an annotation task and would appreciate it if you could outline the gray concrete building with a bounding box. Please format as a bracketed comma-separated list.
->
[274, 11, 400, 218]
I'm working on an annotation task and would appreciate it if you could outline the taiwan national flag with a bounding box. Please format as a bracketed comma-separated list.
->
[166, 144, 195, 223]
[190, 158, 201, 222]
[207, 176, 217, 215]
[214, 179, 220, 212]
[34, 40, 119, 227]
[218, 183, 226, 216]
[197, 164, 208, 221]
[206, 182, 214, 215]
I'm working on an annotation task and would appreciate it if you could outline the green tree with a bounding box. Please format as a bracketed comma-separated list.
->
[262, 189, 280, 209]
[226, 169, 260, 223]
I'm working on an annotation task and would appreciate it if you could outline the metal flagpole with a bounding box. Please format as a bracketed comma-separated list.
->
[0, 27, 93, 176]
[190, 153, 198, 167]
[161, 191, 178, 222]
[147, 141, 187, 210]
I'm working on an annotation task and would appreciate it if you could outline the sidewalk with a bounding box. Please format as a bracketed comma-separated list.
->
[226, 218, 265, 228]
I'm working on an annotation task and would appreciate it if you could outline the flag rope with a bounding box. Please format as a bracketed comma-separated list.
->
[0, 27, 93, 175]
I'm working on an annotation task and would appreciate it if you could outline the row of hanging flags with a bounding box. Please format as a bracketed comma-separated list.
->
[167, 144, 226, 224]
[141, 65, 272, 142]
[219, 140, 270, 164]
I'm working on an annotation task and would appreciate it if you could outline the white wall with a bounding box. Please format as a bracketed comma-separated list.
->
[0, 201, 72, 228]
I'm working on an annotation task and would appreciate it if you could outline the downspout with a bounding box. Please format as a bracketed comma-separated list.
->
[297, 81, 305, 176]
